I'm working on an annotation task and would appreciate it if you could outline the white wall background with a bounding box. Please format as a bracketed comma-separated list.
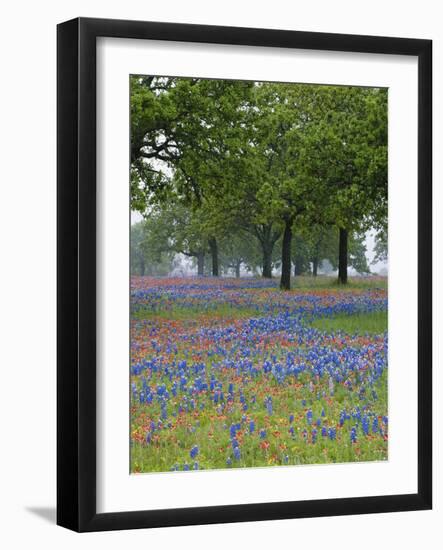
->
[0, 0, 440, 547]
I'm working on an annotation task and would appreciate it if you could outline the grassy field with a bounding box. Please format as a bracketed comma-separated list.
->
[289, 275, 388, 291]
[132, 304, 261, 321]
[310, 310, 387, 335]
[130, 276, 388, 473]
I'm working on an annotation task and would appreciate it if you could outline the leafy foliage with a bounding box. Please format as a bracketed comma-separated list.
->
[130, 77, 387, 286]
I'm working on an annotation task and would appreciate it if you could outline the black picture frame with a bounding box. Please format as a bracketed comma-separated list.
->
[57, 17, 432, 532]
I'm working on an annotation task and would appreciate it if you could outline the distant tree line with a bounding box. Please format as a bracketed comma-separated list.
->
[130, 76, 387, 288]
[131, 218, 371, 278]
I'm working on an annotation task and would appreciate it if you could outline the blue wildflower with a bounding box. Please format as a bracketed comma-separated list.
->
[372, 417, 379, 433]
[190, 445, 199, 459]
[362, 416, 370, 436]
[311, 429, 318, 443]
[306, 409, 313, 425]
[350, 427, 357, 444]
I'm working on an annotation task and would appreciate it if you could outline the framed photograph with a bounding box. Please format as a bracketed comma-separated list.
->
[57, 17, 432, 532]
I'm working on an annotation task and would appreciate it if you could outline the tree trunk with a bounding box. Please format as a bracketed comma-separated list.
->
[293, 259, 303, 277]
[312, 257, 318, 277]
[140, 256, 145, 277]
[197, 253, 205, 276]
[280, 218, 293, 291]
[209, 237, 219, 277]
[255, 224, 280, 278]
[338, 228, 348, 284]
[235, 260, 241, 278]
[262, 246, 272, 278]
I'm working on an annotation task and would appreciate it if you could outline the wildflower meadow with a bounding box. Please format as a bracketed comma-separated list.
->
[130, 276, 388, 473]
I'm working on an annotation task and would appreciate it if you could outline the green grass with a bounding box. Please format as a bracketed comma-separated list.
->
[310, 310, 387, 335]
[289, 275, 387, 291]
[132, 304, 262, 321]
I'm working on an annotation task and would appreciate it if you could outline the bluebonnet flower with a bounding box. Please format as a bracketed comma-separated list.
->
[350, 427, 357, 444]
[362, 416, 370, 436]
[249, 420, 255, 434]
[311, 429, 318, 443]
[289, 414, 294, 424]
[306, 409, 313, 425]
[226, 457, 232, 466]
[372, 417, 379, 433]
[259, 429, 266, 439]
[233, 447, 241, 460]
[190, 445, 199, 459]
